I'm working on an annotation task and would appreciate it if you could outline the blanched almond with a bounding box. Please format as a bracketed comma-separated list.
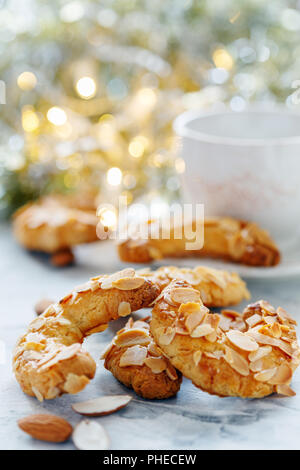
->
[119, 345, 147, 367]
[147, 341, 161, 357]
[170, 287, 200, 305]
[100, 268, 136, 290]
[224, 346, 249, 376]
[226, 330, 258, 352]
[246, 331, 295, 356]
[270, 322, 281, 338]
[144, 356, 167, 374]
[72, 395, 132, 416]
[254, 368, 277, 382]
[190, 324, 214, 338]
[166, 365, 178, 381]
[100, 341, 115, 360]
[248, 346, 272, 362]
[118, 302, 131, 317]
[115, 328, 151, 347]
[72, 420, 110, 450]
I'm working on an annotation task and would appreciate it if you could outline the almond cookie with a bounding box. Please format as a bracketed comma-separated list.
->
[13, 268, 159, 401]
[13, 194, 99, 255]
[118, 217, 280, 267]
[138, 265, 250, 307]
[102, 317, 181, 399]
[150, 280, 300, 398]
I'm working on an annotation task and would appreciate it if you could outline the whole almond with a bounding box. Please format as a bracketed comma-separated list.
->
[18, 414, 72, 442]
[34, 298, 54, 316]
[51, 249, 74, 267]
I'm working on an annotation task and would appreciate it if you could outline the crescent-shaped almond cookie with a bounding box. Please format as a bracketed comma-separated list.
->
[150, 280, 300, 398]
[13, 269, 159, 401]
[13, 194, 99, 254]
[138, 265, 250, 307]
[102, 317, 182, 399]
[118, 217, 280, 267]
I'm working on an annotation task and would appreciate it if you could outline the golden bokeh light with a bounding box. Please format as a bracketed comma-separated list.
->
[98, 207, 118, 229]
[212, 48, 234, 70]
[128, 136, 148, 158]
[106, 167, 122, 186]
[17, 71, 37, 91]
[22, 107, 39, 132]
[47, 107, 67, 126]
[76, 76, 97, 99]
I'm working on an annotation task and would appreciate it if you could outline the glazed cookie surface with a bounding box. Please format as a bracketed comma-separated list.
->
[150, 280, 300, 398]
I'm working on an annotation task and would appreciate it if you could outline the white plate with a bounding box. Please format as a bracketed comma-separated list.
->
[76, 240, 300, 280]
[149, 241, 300, 280]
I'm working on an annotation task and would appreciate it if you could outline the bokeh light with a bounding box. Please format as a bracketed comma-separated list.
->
[106, 167, 122, 186]
[76, 77, 97, 99]
[47, 107, 67, 126]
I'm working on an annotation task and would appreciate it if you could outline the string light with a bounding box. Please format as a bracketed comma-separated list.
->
[47, 107, 67, 126]
[212, 48, 234, 70]
[17, 71, 37, 90]
[97, 207, 117, 229]
[76, 77, 97, 99]
[128, 136, 148, 158]
[106, 167, 122, 186]
[22, 107, 39, 132]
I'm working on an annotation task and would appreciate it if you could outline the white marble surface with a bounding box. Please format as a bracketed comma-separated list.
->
[1, 221, 300, 450]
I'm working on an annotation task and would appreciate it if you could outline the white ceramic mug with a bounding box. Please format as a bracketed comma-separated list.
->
[173, 107, 300, 248]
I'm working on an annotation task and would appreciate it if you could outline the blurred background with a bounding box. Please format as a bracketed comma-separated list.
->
[1, 0, 300, 219]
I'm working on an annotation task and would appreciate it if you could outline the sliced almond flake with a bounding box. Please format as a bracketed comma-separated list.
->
[166, 365, 178, 381]
[184, 310, 206, 334]
[170, 287, 201, 305]
[31, 386, 44, 402]
[246, 331, 295, 357]
[246, 314, 262, 328]
[193, 350, 202, 366]
[259, 300, 276, 314]
[226, 330, 259, 352]
[190, 324, 214, 338]
[125, 318, 134, 329]
[204, 350, 224, 360]
[267, 364, 293, 385]
[224, 345, 249, 376]
[271, 322, 282, 339]
[132, 320, 150, 330]
[277, 307, 297, 326]
[221, 309, 242, 319]
[218, 316, 232, 332]
[100, 341, 115, 360]
[147, 341, 161, 357]
[263, 315, 276, 325]
[249, 359, 263, 372]
[205, 331, 217, 342]
[115, 328, 151, 348]
[23, 350, 43, 361]
[144, 356, 167, 374]
[118, 301, 131, 317]
[39, 344, 81, 371]
[119, 345, 147, 367]
[254, 368, 277, 382]
[175, 326, 189, 336]
[248, 346, 272, 362]
[29, 317, 46, 332]
[204, 314, 221, 330]
[157, 326, 176, 345]
[276, 384, 296, 397]
[85, 324, 108, 336]
[112, 277, 145, 291]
